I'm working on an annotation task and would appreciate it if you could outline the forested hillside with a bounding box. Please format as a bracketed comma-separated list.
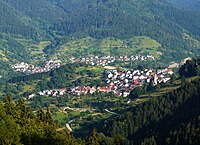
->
[3, 0, 66, 24]
[0, 0, 200, 77]
[39, 0, 200, 61]
[50, 0, 200, 38]
[0, 97, 81, 145]
[94, 71, 200, 144]
[0, 1, 38, 38]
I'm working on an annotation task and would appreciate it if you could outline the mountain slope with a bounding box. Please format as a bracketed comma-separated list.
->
[0, 0, 200, 67]
[3, 0, 66, 24]
[0, 0, 38, 38]
[47, 0, 200, 61]
[185, 1, 200, 12]
[0, 0, 67, 78]
[50, 0, 200, 38]
[95, 76, 200, 144]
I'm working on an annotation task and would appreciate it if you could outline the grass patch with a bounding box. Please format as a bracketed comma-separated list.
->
[53, 112, 68, 122]
[23, 84, 35, 92]
[51, 36, 163, 60]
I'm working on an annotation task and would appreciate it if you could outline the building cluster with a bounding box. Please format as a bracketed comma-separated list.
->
[63, 107, 98, 113]
[69, 68, 173, 97]
[28, 88, 67, 99]
[12, 55, 155, 74]
[28, 68, 173, 99]
[70, 54, 155, 66]
[103, 68, 173, 97]
[12, 60, 65, 75]
[70, 86, 97, 96]
[168, 57, 192, 69]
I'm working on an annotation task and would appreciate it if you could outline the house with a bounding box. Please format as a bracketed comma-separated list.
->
[168, 69, 173, 75]
[28, 94, 36, 99]
[98, 86, 111, 93]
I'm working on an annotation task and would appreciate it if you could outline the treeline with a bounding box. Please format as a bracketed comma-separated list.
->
[95, 75, 200, 144]
[0, 96, 111, 145]
[9, 72, 49, 84]
[0, 34, 33, 80]
[0, 97, 80, 145]
[140, 116, 200, 145]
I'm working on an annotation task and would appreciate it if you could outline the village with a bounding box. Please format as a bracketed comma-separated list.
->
[12, 54, 155, 74]
[27, 67, 173, 99]
[70, 54, 155, 66]
[11, 54, 174, 99]
[12, 60, 66, 75]
[11, 54, 155, 75]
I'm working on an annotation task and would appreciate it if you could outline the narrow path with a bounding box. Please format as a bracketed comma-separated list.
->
[66, 123, 73, 132]
[104, 109, 118, 115]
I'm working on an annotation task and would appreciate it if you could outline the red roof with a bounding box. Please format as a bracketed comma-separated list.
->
[98, 86, 111, 92]
[60, 88, 67, 91]
[133, 79, 140, 85]
[168, 69, 173, 73]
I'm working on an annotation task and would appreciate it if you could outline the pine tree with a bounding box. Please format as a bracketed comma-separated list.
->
[37, 108, 46, 122]
[46, 107, 53, 125]
[181, 75, 186, 88]
[114, 134, 123, 145]
[87, 128, 100, 145]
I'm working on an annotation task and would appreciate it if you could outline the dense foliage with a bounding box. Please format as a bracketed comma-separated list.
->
[0, 0, 200, 143]
[0, 97, 81, 145]
[179, 58, 200, 77]
[96, 77, 200, 145]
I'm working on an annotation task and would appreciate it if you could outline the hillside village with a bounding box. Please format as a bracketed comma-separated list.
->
[27, 68, 173, 99]
[12, 60, 66, 75]
[11, 56, 191, 76]
[11, 54, 177, 99]
[71, 54, 155, 66]
[12, 54, 155, 74]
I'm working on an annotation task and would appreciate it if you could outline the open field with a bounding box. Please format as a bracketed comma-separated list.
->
[51, 36, 163, 60]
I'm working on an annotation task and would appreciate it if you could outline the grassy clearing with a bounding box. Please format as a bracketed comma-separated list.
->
[76, 66, 105, 74]
[104, 66, 117, 70]
[51, 36, 163, 60]
[130, 36, 161, 49]
[16, 39, 49, 56]
[30, 41, 50, 55]
[23, 84, 35, 92]
[134, 98, 150, 105]
[90, 67, 105, 73]
[0, 50, 9, 61]
[53, 112, 68, 122]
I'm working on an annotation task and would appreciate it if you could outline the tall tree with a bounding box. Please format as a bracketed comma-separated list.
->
[87, 128, 100, 145]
